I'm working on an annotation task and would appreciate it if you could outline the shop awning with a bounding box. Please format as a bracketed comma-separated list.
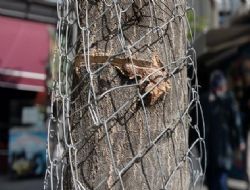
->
[195, 25, 250, 67]
[0, 16, 50, 92]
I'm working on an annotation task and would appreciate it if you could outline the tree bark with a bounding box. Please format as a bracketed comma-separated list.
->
[69, 1, 190, 189]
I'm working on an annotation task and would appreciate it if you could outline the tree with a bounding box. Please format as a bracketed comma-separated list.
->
[48, 0, 200, 190]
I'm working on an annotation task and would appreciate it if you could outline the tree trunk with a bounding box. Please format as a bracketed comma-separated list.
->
[69, 1, 190, 189]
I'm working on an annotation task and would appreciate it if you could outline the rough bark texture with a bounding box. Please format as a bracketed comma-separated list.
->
[70, 1, 189, 189]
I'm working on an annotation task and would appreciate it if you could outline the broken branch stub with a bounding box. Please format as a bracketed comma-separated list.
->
[75, 53, 171, 105]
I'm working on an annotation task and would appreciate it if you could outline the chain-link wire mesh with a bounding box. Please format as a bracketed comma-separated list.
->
[44, 0, 205, 189]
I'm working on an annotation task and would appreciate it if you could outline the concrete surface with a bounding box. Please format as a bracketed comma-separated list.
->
[0, 176, 248, 190]
[0, 176, 44, 190]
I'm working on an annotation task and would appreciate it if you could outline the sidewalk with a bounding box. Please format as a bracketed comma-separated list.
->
[195, 178, 248, 190]
[0, 176, 247, 190]
[0, 176, 44, 190]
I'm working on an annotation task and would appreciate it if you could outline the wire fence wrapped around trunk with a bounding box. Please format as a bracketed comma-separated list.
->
[44, 0, 205, 189]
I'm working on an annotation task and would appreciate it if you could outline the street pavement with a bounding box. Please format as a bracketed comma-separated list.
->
[195, 178, 248, 190]
[0, 176, 44, 190]
[0, 176, 247, 190]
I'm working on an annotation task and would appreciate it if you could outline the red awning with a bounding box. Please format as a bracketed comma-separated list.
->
[0, 16, 50, 92]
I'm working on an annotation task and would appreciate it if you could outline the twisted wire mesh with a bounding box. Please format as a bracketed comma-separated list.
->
[44, 0, 205, 189]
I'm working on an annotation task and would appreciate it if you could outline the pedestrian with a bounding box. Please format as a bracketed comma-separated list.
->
[202, 70, 245, 190]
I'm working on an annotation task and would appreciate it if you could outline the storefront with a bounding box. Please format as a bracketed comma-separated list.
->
[195, 12, 250, 180]
[0, 16, 53, 176]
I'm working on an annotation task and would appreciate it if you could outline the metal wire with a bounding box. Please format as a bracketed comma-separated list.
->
[44, 0, 206, 190]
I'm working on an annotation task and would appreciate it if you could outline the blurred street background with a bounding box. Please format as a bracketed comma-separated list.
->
[1, 0, 250, 190]
[0, 0, 57, 189]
